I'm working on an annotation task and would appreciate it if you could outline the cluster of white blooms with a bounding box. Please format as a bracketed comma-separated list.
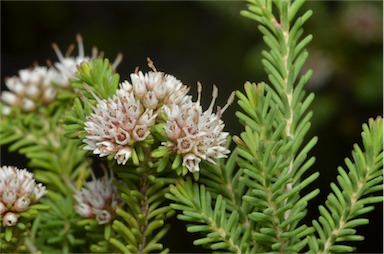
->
[1, 35, 99, 115]
[83, 61, 234, 173]
[83, 87, 157, 165]
[73, 171, 122, 224]
[83, 63, 191, 165]
[0, 166, 47, 227]
[163, 84, 234, 172]
[1, 66, 62, 114]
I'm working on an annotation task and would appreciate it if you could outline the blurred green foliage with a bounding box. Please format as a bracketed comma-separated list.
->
[1, 1, 382, 253]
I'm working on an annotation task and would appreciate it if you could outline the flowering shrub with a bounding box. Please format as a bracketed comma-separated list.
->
[0, 1, 382, 253]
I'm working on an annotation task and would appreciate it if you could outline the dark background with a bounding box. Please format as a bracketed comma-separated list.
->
[1, 1, 382, 253]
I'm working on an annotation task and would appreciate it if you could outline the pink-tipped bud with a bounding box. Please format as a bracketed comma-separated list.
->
[0, 202, 7, 215]
[95, 209, 111, 225]
[75, 203, 92, 218]
[166, 121, 181, 140]
[43, 87, 57, 102]
[1, 91, 19, 106]
[21, 98, 36, 112]
[2, 106, 11, 115]
[13, 196, 31, 212]
[2, 212, 18, 227]
[143, 91, 158, 109]
[153, 84, 166, 100]
[25, 85, 40, 98]
[131, 74, 147, 97]
[2, 190, 17, 205]
[33, 183, 47, 201]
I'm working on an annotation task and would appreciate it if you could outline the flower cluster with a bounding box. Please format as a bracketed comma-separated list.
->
[163, 84, 234, 172]
[1, 35, 99, 115]
[1, 66, 62, 113]
[83, 87, 157, 165]
[0, 166, 47, 227]
[83, 60, 233, 172]
[72, 170, 122, 224]
[83, 62, 190, 165]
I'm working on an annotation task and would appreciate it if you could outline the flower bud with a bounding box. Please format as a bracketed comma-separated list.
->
[131, 76, 146, 97]
[95, 210, 111, 225]
[75, 203, 92, 218]
[25, 85, 40, 98]
[33, 183, 47, 201]
[1, 91, 19, 106]
[166, 121, 181, 140]
[143, 91, 158, 109]
[2, 190, 17, 205]
[89, 194, 105, 210]
[153, 84, 166, 100]
[0, 202, 6, 215]
[13, 196, 31, 212]
[2, 212, 18, 227]
[21, 98, 36, 112]
[43, 87, 57, 102]
[2, 106, 11, 115]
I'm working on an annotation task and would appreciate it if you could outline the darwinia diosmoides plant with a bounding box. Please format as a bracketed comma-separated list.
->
[1, 1, 382, 253]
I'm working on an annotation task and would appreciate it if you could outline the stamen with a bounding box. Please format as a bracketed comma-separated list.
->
[79, 95, 97, 113]
[216, 106, 222, 119]
[52, 43, 64, 61]
[78, 84, 103, 113]
[207, 84, 218, 114]
[112, 53, 123, 70]
[147, 57, 157, 72]
[46, 59, 53, 68]
[221, 91, 235, 113]
[76, 34, 84, 58]
[82, 83, 103, 103]
[92, 46, 99, 58]
[197, 82, 202, 104]
[65, 44, 75, 58]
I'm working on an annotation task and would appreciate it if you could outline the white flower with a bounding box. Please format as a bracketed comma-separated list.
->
[72, 170, 123, 224]
[0, 166, 47, 226]
[83, 88, 156, 165]
[163, 84, 234, 173]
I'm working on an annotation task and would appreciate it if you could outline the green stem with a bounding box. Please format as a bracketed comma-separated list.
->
[138, 149, 151, 254]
